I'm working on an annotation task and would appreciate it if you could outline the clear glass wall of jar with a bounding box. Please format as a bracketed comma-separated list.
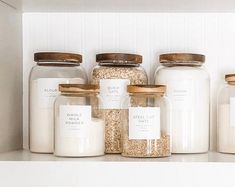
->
[155, 53, 210, 153]
[122, 85, 171, 158]
[91, 53, 148, 154]
[29, 52, 87, 153]
[217, 74, 235, 153]
[54, 84, 105, 157]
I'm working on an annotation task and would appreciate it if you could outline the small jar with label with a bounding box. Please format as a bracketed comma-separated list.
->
[91, 53, 148, 153]
[29, 52, 87, 153]
[155, 53, 210, 153]
[54, 84, 105, 157]
[218, 74, 235, 153]
[122, 85, 171, 158]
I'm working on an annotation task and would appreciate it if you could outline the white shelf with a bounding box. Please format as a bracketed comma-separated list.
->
[0, 149, 234, 162]
[0, 150, 235, 187]
[22, 0, 235, 12]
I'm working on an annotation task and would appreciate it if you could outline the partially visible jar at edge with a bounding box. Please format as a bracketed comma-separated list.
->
[91, 53, 148, 153]
[217, 74, 235, 153]
[29, 52, 87, 153]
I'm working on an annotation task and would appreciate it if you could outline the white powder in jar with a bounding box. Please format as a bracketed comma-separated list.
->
[54, 117, 105, 157]
[218, 104, 235, 153]
[155, 66, 210, 153]
[29, 78, 85, 153]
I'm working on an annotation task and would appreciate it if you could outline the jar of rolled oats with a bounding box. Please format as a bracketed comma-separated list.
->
[91, 53, 148, 153]
[122, 85, 171, 158]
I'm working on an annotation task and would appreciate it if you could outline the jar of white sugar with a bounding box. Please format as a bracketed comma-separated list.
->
[155, 53, 210, 153]
[91, 53, 148, 154]
[54, 84, 105, 157]
[122, 85, 171, 158]
[29, 52, 87, 153]
[217, 74, 235, 153]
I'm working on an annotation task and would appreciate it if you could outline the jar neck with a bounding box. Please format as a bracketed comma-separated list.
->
[227, 81, 235, 86]
[98, 62, 140, 67]
[61, 92, 97, 97]
[161, 62, 203, 67]
[129, 93, 164, 97]
[37, 61, 80, 67]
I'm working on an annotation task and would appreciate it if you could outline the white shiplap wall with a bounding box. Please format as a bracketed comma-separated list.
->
[23, 13, 235, 150]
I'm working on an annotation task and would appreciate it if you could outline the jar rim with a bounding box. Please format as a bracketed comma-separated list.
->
[159, 53, 205, 66]
[34, 52, 82, 64]
[96, 53, 142, 65]
[59, 84, 99, 94]
[127, 85, 166, 94]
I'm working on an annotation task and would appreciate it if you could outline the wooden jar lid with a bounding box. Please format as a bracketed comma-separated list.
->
[160, 53, 205, 64]
[225, 74, 235, 83]
[34, 52, 82, 63]
[59, 84, 99, 93]
[96, 53, 142, 64]
[127, 85, 166, 94]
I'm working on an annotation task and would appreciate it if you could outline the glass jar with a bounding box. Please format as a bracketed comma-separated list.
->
[91, 53, 148, 153]
[217, 74, 235, 153]
[155, 53, 210, 153]
[54, 84, 105, 157]
[122, 85, 171, 158]
[29, 52, 87, 153]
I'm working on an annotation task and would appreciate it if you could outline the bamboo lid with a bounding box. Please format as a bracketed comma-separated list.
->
[160, 53, 205, 64]
[225, 74, 235, 83]
[96, 53, 142, 64]
[127, 85, 166, 94]
[59, 84, 99, 93]
[34, 52, 82, 63]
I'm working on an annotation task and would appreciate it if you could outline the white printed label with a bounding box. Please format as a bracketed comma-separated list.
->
[167, 80, 193, 109]
[230, 97, 235, 127]
[99, 79, 130, 109]
[36, 78, 69, 108]
[129, 107, 160, 139]
[59, 105, 91, 138]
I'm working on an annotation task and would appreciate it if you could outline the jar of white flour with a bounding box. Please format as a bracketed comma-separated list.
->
[29, 52, 87, 153]
[218, 74, 235, 153]
[155, 53, 210, 153]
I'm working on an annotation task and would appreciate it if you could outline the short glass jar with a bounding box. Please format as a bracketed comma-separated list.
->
[122, 85, 171, 158]
[217, 74, 235, 153]
[155, 53, 210, 153]
[54, 84, 105, 157]
[29, 52, 87, 153]
[91, 53, 148, 154]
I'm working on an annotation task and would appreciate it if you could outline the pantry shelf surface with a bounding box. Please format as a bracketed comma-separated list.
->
[0, 150, 235, 162]
[22, 0, 235, 12]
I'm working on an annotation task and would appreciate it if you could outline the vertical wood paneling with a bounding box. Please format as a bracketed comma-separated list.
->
[23, 13, 235, 151]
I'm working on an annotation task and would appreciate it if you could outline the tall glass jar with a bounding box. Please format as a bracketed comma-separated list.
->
[91, 53, 148, 153]
[29, 52, 87, 153]
[54, 84, 105, 157]
[122, 85, 171, 158]
[217, 74, 235, 153]
[155, 53, 210, 153]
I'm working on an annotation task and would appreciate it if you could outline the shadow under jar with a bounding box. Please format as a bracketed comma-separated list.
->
[122, 85, 171, 158]
[91, 53, 148, 154]
[54, 84, 105, 157]
[29, 52, 87, 153]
